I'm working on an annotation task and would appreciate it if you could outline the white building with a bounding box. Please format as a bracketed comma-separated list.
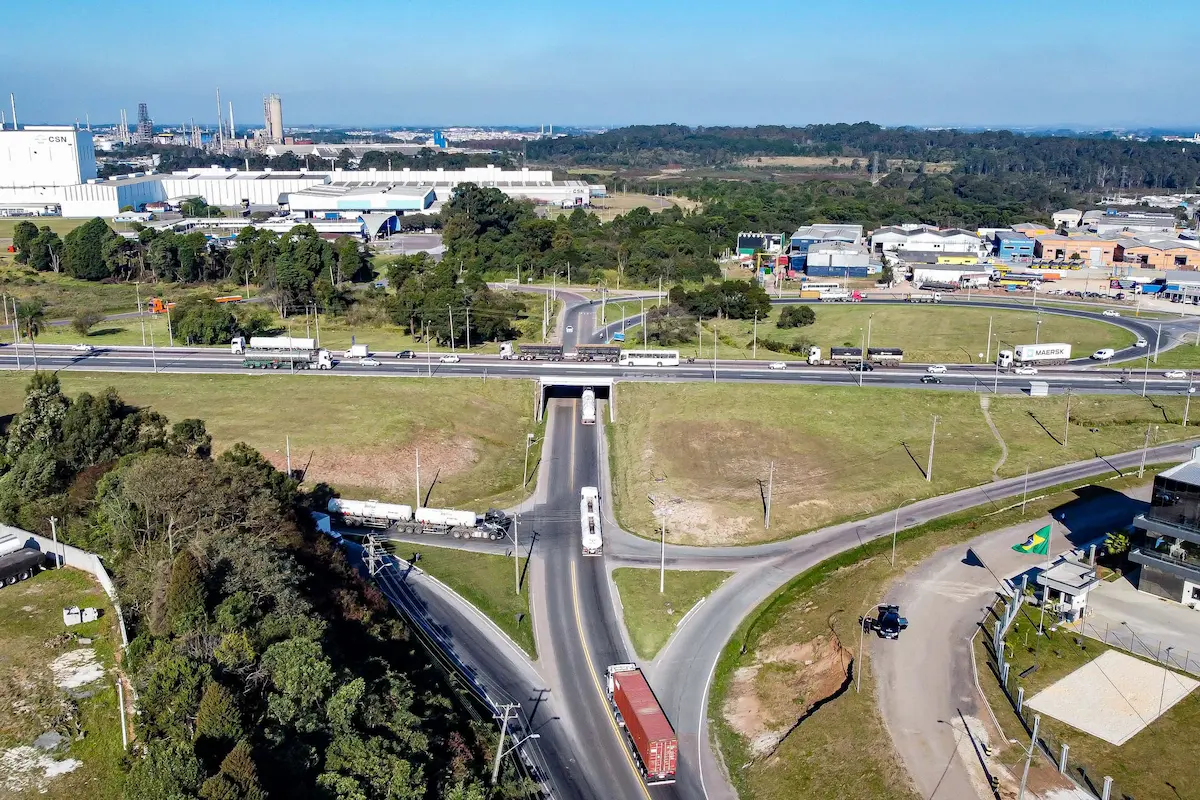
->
[869, 225, 983, 256]
[1052, 208, 1084, 229]
[805, 242, 870, 269]
[1083, 209, 1177, 234]
[0, 164, 600, 218]
[911, 263, 990, 288]
[0, 126, 97, 188]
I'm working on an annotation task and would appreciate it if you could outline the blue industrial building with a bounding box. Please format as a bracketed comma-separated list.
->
[994, 231, 1034, 260]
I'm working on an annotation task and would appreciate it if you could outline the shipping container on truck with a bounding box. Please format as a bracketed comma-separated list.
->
[580, 486, 602, 555]
[499, 342, 564, 361]
[995, 343, 1072, 368]
[575, 344, 622, 362]
[867, 347, 903, 364]
[829, 347, 864, 364]
[799, 289, 823, 299]
[606, 664, 677, 784]
[326, 498, 509, 539]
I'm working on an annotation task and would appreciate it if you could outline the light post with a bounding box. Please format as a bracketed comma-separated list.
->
[1186, 374, 1195, 427]
[1160, 646, 1175, 718]
[522, 433, 541, 488]
[1010, 713, 1041, 800]
[891, 497, 918, 566]
[1034, 313, 1042, 345]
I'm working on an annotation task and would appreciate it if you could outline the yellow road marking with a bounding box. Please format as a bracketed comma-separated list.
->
[571, 561, 653, 800]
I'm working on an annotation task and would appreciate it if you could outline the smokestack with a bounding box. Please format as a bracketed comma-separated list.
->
[9, 93, 16, 131]
[229, 101, 235, 142]
[86, 113, 91, 132]
[215, 87, 223, 151]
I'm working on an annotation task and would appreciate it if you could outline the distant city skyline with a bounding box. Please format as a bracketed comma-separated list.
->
[7, 0, 1200, 131]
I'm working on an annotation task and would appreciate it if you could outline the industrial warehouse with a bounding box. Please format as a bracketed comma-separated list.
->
[0, 125, 604, 219]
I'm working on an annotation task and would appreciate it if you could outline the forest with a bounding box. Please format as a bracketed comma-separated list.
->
[0, 373, 528, 800]
[524, 122, 1200, 192]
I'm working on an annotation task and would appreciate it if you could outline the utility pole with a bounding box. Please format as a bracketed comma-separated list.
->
[514, 515, 521, 596]
[1186, 373, 1194, 427]
[448, 305, 455, 351]
[1016, 714, 1041, 800]
[659, 512, 666, 593]
[640, 297, 646, 347]
[985, 316, 993, 363]
[10, 297, 19, 370]
[1034, 313, 1042, 345]
[926, 415, 939, 482]
[426, 322, 432, 377]
[135, 283, 146, 346]
[465, 307, 471, 351]
[1022, 466, 1030, 515]
[858, 328, 866, 387]
[752, 311, 758, 359]
[1064, 389, 1071, 447]
[49, 516, 60, 569]
[1142, 344, 1151, 398]
[1155, 322, 1163, 364]
[865, 313, 873, 371]
[1139, 423, 1154, 478]
[285, 436, 292, 478]
[166, 303, 174, 347]
[765, 461, 774, 529]
[415, 448, 421, 508]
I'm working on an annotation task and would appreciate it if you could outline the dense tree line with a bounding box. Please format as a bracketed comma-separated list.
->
[0, 374, 523, 799]
[523, 123, 1200, 192]
[441, 183, 721, 285]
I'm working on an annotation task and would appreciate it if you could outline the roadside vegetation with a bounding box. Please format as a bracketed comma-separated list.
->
[611, 568, 731, 659]
[0, 568, 124, 800]
[389, 543, 536, 658]
[711, 467, 1169, 800]
[0, 372, 521, 799]
[0, 372, 537, 511]
[609, 383, 1194, 545]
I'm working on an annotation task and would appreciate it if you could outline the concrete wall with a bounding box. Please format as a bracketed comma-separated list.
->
[1, 523, 129, 648]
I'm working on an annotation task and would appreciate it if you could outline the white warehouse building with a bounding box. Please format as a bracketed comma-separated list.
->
[0, 126, 97, 188]
[870, 225, 984, 256]
[0, 164, 600, 218]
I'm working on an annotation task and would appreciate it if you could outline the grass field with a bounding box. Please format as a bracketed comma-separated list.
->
[543, 192, 700, 223]
[609, 383, 1192, 545]
[0, 372, 539, 510]
[0, 568, 125, 800]
[1136, 342, 1200, 370]
[632, 305, 1133, 363]
[611, 568, 731, 659]
[978, 603, 1199, 800]
[711, 468, 1166, 800]
[390, 543, 535, 657]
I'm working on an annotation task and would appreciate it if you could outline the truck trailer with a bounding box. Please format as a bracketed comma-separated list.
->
[0, 547, 46, 587]
[996, 343, 1072, 368]
[231, 336, 319, 354]
[905, 292, 942, 303]
[581, 389, 597, 425]
[499, 343, 565, 361]
[242, 349, 333, 370]
[580, 486, 603, 556]
[344, 344, 369, 359]
[606, 664, 678, 785]
[326, 498, 509, 539]
[574, 344, 622, 362]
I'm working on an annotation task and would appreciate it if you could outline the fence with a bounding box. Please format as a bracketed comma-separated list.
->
[2, 523, 129, 648]
[981, 594, 1126, 800]
[1077, 619, 1200, 677]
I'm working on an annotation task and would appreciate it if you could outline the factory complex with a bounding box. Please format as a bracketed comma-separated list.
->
[0, 128, 603, 224]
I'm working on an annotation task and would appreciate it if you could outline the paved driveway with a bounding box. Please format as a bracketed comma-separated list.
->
[1076, 577, 1200, 672]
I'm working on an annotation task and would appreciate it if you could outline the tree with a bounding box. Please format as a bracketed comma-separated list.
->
[123, 740, 203, 800]
[165, 550, 207, 635]
[199, 739, 265, 800]
[27, 228, 64, 273]
[335, 148, 355, 170]
[1103, 531, 1131, 557]
[15, 298, 46, 369]
[195, 680, 243, 748]
[333, 236, 369, 284]
[172, 298, 238, 345]
[167, 419, 212, 460]
[11, 220, 39, 263]
[72, 310, 105, 337]
[63, 217, 115, 280]
[262, 636, 335, 732]
[777, 305, 816, 328]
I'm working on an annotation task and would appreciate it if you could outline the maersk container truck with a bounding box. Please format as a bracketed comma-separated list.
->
[996, 343, 1072, 368]
[606, 664, 678, 785]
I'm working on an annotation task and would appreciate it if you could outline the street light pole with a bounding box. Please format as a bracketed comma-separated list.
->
[523, 433, 536, 488]
[985, 315, 992, 363]
[1160, 646, 1175, 718]
[1014, 713, 1040, 800]
[514, 515, 521, 596]
[659, 512, 666, 594]
[891, 497, 917, 566]
[1186, 373, 1194, 427]
[926, 415, 939, 482]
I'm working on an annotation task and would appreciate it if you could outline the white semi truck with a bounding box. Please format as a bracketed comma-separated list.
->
[581, 388, 597, 425]
[326, 498, 509, 539]
[580, 486, 603, 556]
[996, 343, 1072, 368]
[231, 336, 333, 370]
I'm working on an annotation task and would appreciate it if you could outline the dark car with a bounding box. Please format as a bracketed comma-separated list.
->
[861, 604, 909, 639]
[396, 350, 416, 359]
[920, 375, 942, 384]
[847, 362, 874, 372]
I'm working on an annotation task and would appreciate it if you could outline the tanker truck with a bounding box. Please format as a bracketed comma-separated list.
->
[326, 499, 510, 539]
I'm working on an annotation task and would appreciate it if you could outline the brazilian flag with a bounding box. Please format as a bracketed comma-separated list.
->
[1013, 525, 1051, 555]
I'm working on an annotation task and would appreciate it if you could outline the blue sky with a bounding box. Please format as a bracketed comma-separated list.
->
[7, 0, 1199, 129]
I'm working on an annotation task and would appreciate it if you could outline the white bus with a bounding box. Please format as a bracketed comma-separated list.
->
[799, 281, 842, 294]
[581, 388, 596, 425]
[618, 349, 680, 367]
[580, 486, 603, 556]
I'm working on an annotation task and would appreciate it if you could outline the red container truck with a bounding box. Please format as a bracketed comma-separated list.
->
[606, 664, 678, 785]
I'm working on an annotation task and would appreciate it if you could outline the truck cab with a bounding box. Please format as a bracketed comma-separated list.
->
[807, 346, 822, 365]
[499, 342, 515, 359]
[231, 336, 246, 355]
[996, 350, 1014, 369]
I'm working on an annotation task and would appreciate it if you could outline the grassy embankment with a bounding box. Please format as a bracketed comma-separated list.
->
[541, 192, 699, 223]
[611, 568, 731, 659]
[0, 373, 540, 511]
[386, 543, 535, 658]
[609, 382, 1194, 546]
[978, 604, 1200, 800]
[0, 568, 125, 800]
[621, 304, 1133, 362]
[710, 467, 1169, 800]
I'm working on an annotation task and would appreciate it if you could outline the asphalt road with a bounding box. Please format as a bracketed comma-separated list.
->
[874, 488, 1151, 800]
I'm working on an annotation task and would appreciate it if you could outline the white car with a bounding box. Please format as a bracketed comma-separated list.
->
[768, 361, 787, 370]
[1102, 309, 1121, 317]
[926, 364, 948, 374]
[439, 354, 461, 364]
[70, 343, 95, 352]
[359, 357, 381, 367]
[565, 325, 574, 333]
[1136, 338, 1148, 348]
[1091, 349, 1115, 360]
[1164, 370, 1188, 379]
[1014, 366, 1038, 375]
